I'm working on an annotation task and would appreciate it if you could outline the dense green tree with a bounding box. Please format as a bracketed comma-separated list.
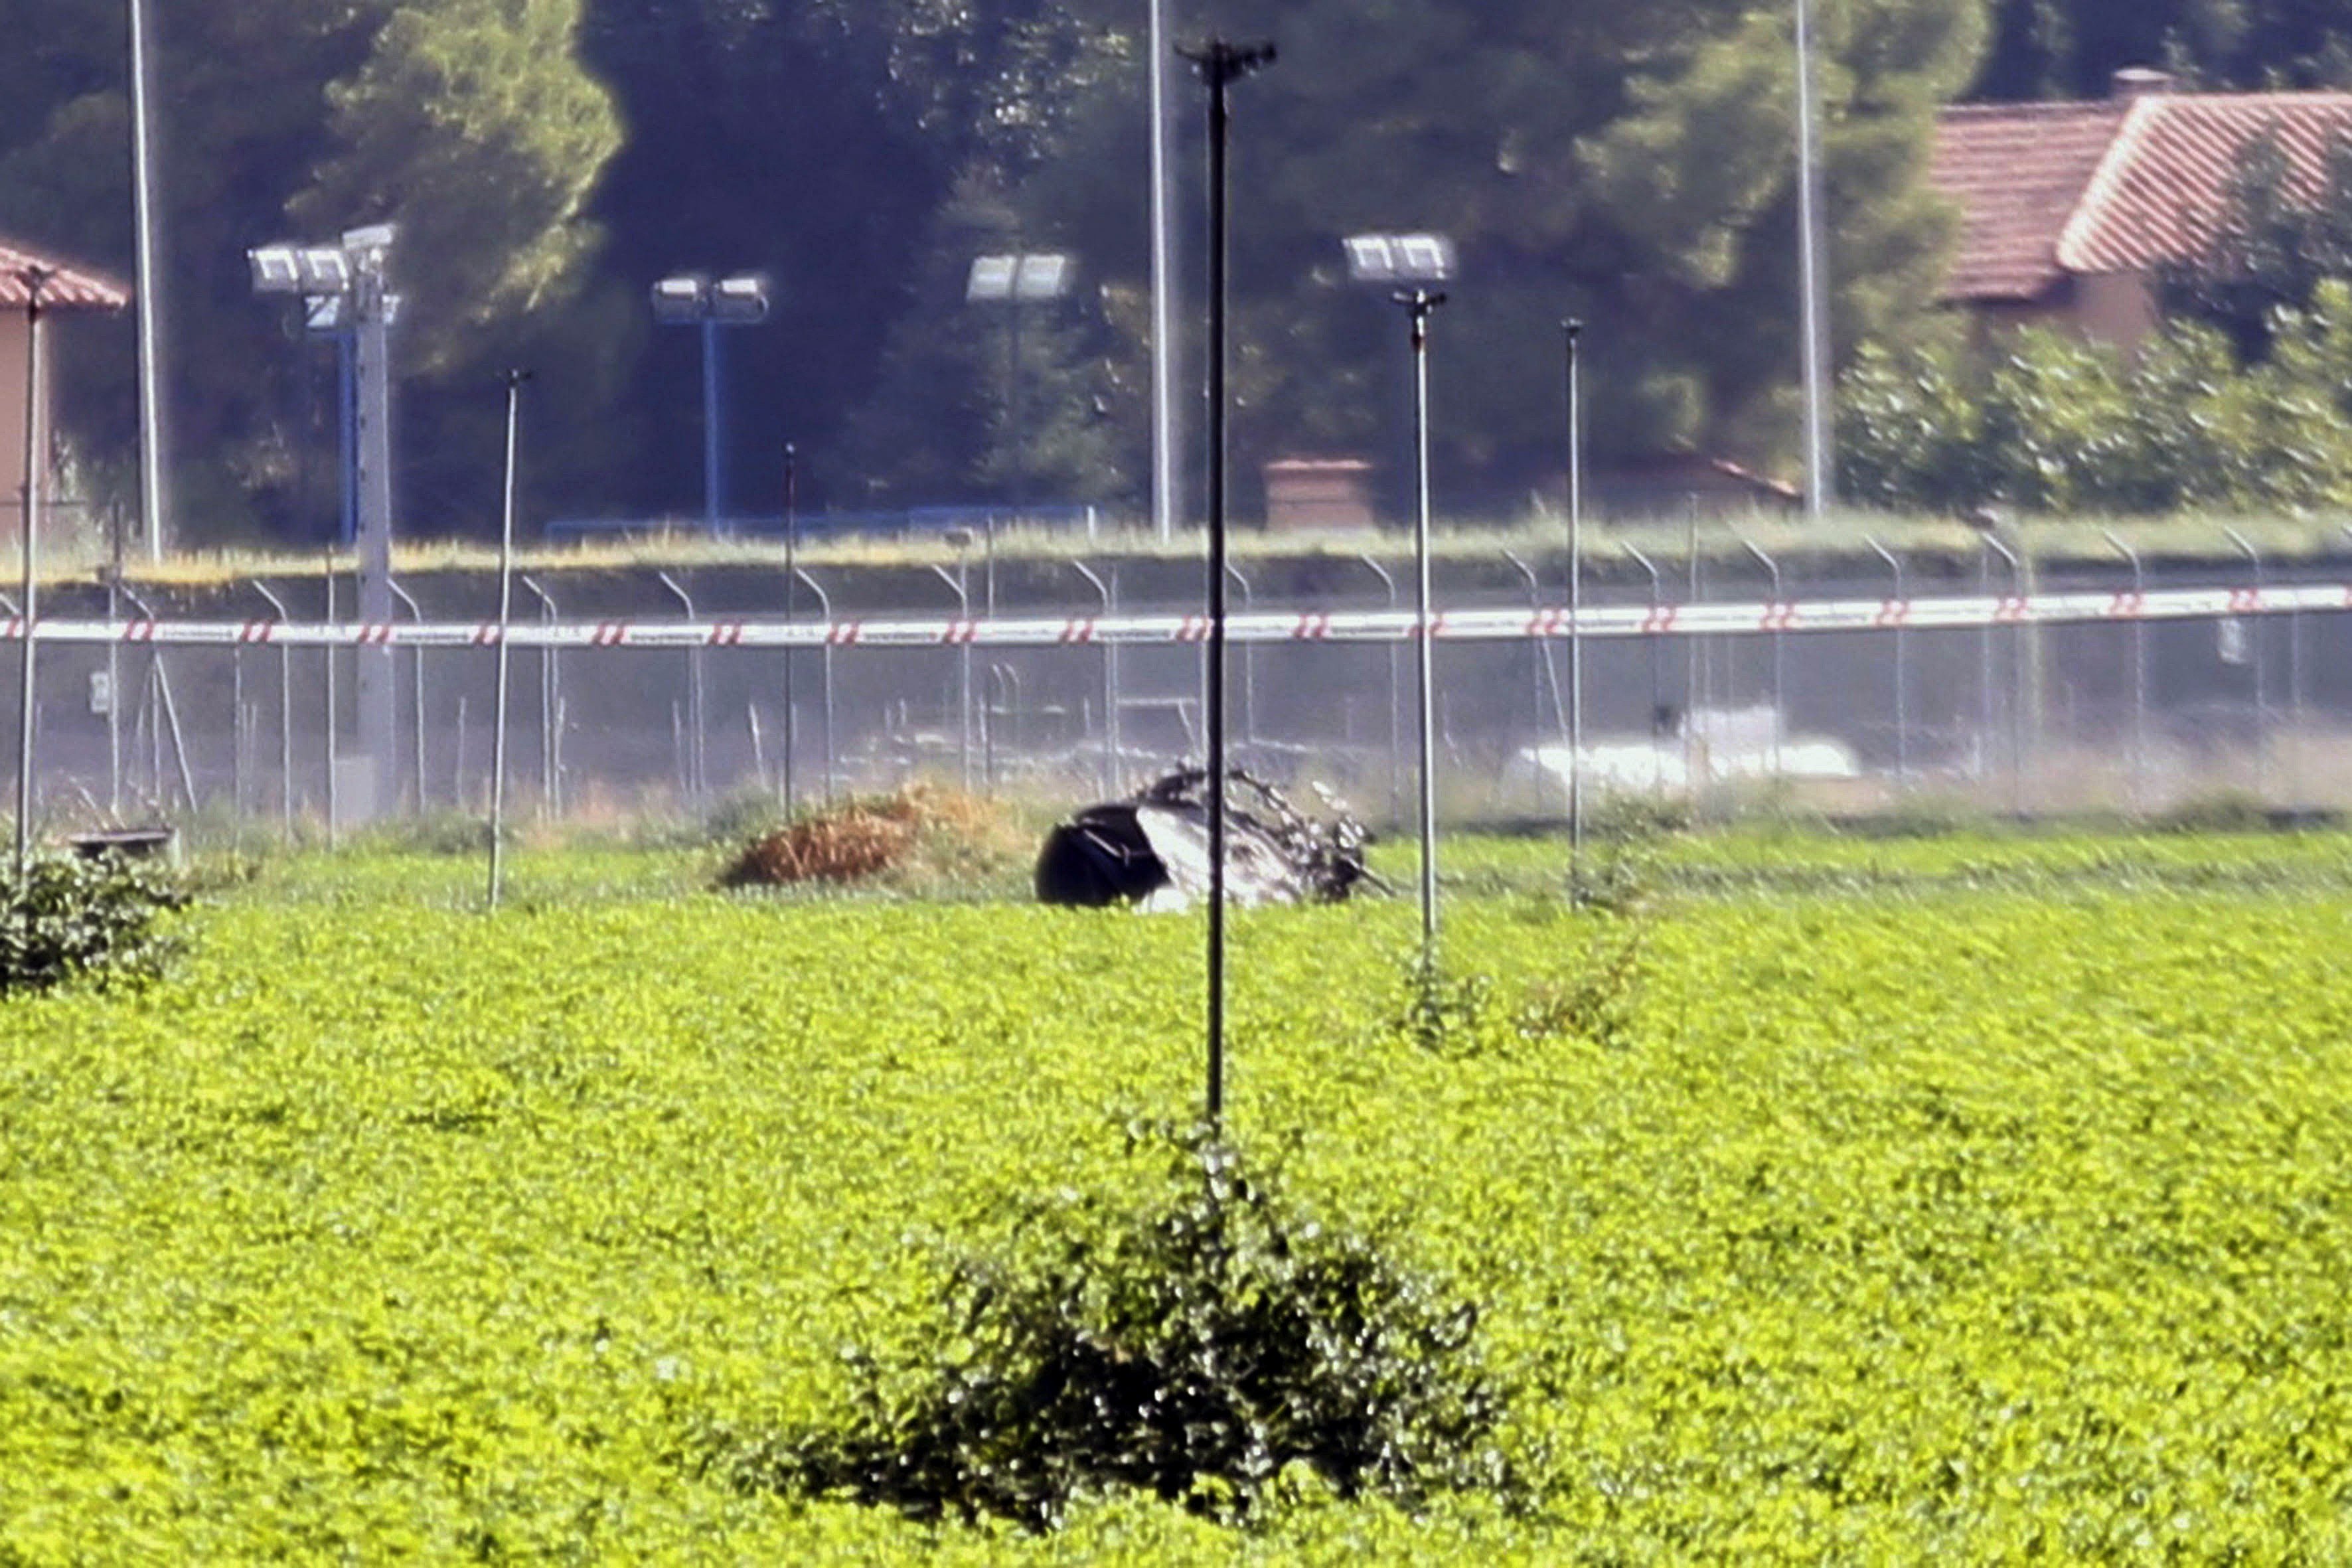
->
[2159, 127, 2352, 360]
[1974, 0, 2352, 99]
[963, 0, 1988, 516]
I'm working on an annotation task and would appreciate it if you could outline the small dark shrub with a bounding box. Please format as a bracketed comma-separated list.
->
[1393, 923, 1644, 1057]
[699, 1126, 1512, 1530]
[0, 852, 191, 996]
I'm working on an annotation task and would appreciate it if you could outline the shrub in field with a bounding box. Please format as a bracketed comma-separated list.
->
[702, 1126, 1511, 1530]
[715, 785, 1024, 892]
[0, 852, 191, 996]
[1394, 923, 1644, 1056]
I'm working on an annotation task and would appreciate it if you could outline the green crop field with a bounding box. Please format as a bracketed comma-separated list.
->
[6, 832, 2352, 1561]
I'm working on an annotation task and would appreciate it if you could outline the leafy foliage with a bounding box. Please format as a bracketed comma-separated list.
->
[1839, 283, 2352, 512]
[702, 1125, 1510, 1529]
[0, 851, 189, 995]
[10, 836, 2352, 1555]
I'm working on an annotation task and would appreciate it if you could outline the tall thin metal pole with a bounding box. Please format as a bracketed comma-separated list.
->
[1794, 0, 1834, 519]
[488, 369, 528, 907]
[782, 441, 798, 813]
[14, 268, 50, 875]
[106, 504, 123, 817]
[1182, 35, 1274, 1135]
[1148, 0, 1179, 542]
[1399, 287, 1446, 961]
[128, 0, 168, 560]
[322, 546, 339, 848]
[1563, 320, 1585, 890]
[700, 319, 722, 535]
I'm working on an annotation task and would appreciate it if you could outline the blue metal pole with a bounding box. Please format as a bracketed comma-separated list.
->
[338, 331, 358, 546]
[701, 317, 722, 534]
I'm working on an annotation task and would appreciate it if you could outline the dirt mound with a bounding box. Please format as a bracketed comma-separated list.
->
[717, 786, 1009, 888]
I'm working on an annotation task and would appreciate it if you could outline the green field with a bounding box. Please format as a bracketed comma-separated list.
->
[7, 832, 2352, 1561]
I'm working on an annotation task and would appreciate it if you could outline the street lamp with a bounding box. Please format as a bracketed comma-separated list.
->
[1345, 234, 1455, 530]
[967, 252, 1074, 528]
[651, 271, 769, 535]
[250, 224, 400, 822]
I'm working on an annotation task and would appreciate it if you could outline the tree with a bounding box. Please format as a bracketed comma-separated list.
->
[2159, 127, 2352, 362]
[1974, 0, 2352, 100]
[984, 0, 1988, 514]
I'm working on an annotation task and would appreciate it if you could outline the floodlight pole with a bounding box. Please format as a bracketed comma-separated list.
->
[701, 319, 723, 534]
[14, 268, 50, 875]
[1794, 0, 1834, 519]
[1398, 285, 1445, 963]
[1563, 319, 1586, 893]
[782, 441, 798, 813]
[487, 368, 529, 909]
[1183, 35, 1274, 1136]
[1148, 0, 1178, 542]
[128, 0, 168, 560]
[345, 227, 398, 826]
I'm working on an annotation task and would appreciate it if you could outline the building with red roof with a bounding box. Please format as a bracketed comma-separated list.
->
[1929, 69, 2352, 347]
[0, 236, 130, 548]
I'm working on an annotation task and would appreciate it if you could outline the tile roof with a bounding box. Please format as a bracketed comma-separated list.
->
[0, 237, 129, 311]
[1930, 90, 2352, 303]
[2061, 92, 2352, 272]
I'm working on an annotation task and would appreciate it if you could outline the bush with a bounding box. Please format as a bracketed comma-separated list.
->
[0, 852, 191, 996]
[699, 1126, 1512, 1531]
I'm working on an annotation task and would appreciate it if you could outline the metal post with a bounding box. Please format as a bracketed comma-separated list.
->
[1225, 562, 1257, 758]
[1563, 319, 1586, 889]
[321, 547, 339, 848]
[388, 579, 428, 813]
[1866, 536, 1908, 783]
[1182, 35, 1275, 1135]
[927, 561, 973, 789]
[1794, 0, 1834, 519]
[1505, 551, 1561, 809]
[13, 268, 48, 874]
[1397, 285, 1446, 961]
[657, 571, 706, 797]
[345, 226, 398, 824]
[1070, 560, 1118, 794]
[1148, 0, 1178, 542]
[129, 0, 169, 559]
[488, 369, 529, 908]
[2225, 526, 2269, 797]
[700, 317, 722, 535]
[782, 441, 798, 813]
[1622, 544, 1666, 793]
[253, 582, 293, 843]
[1738, 534, 1785, 777]
[794, 567, 836, 801]
[2102, 528, 2148, 811]
[1982, 532, 2023, 811]
[1354, 552, 1403, 822]
[106, 504, 123, 817]
[521, 576, 560, 815]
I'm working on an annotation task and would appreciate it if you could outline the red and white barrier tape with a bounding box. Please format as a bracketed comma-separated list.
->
[2, 582, 2343, 650]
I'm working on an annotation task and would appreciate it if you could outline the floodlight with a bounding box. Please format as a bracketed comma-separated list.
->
[248, 245, 303, 295]
[1342, 232, 1455, 285]
[295, 247, 351, 295]
[305, 295, 349, 334]
[341, 223, 398, 256]
[966, 255, 1018, 302]
[710, 274, 769, 323]
[1013, 254, 1073, 301]
[649, 274, 709, 323]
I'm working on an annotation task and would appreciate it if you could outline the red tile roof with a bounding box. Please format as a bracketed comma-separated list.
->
[0, 237, 129, 311]
[2061, 92, 2352, 272]
[1932, 102, 2128, 300]
[1930, 90, 2352, 303]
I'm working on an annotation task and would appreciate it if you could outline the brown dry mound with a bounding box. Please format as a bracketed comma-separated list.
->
[717, 786, 1006, 888]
